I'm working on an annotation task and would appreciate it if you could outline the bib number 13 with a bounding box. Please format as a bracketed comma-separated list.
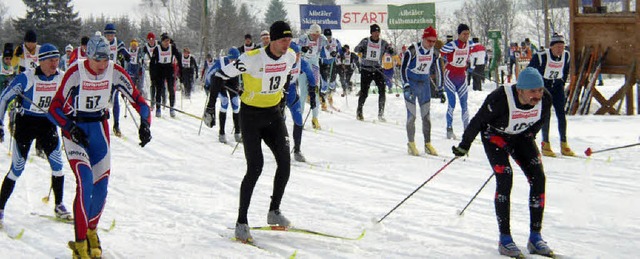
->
[268, 76, 281, 91]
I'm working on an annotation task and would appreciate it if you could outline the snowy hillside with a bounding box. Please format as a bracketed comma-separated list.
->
[0, 77, 639, 258]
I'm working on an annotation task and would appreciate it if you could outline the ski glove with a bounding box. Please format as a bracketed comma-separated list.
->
[69, 124, 89, 146]
[330, 51, 337, 58]
[451, 145, 468, 157]
[139, 120, 152, 147]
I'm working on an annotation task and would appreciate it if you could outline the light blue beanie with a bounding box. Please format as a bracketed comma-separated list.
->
[517, 67, 544, 89]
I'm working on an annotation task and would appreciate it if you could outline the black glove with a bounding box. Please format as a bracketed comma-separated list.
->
[388, 47, 395, 55]
[438, 90, 446, 103]
[301, 46, 309, 53]
[69, 124, 89, 146]
[452, 145, 468, 157]
[139, 120, 152, 147]
[0, 127, 4, 143]
[330, 51, 337, 58]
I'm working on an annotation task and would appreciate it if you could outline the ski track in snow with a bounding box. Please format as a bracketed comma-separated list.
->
[1, 79, 639, 258]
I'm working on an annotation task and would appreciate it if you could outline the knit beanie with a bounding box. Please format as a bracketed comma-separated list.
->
[517, 67, 544, 90]
[104, 23, 116, 34]
[370, 24, 381, 34]
[147, 32, 156, 40]
[86, 35, 110, 60]
[422, 26, 437, 39]
[269, 21, 293, 41]
[323, 28, 332, 37]
[550, 33, 564, 46]
[38, 43, 60, 61]
[24, 30, 37, 43]
[3, 43, 14, 58]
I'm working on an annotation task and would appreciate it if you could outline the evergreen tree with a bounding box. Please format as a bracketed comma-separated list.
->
[185, 0, 204, 32]
[212, 0, 240, 54]
[237, 3, 261, 40]
[264, 0, 289, 28]
[13, 0, 81, 50]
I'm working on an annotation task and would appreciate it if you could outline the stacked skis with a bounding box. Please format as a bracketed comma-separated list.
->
[565, 46, 610, 115]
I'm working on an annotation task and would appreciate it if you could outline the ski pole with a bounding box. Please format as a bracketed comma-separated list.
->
[584, 142, 640, 156]
[144, 98, 202, 120]
[374, 67, 401, 97]
[377, 156, 459, 223]
[42, 187, 52, 204]
[231, 141, 241, 155]
[458, 173, 494, 216]
[198, 91, 210, 136]
[125, 103, 140, 130]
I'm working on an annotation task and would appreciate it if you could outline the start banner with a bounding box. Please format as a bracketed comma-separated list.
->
[299, 3, 434, 30]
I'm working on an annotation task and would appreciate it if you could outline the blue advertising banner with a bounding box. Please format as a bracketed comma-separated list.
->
[299, 4, 342, 30]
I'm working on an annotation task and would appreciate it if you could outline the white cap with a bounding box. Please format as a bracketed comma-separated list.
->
[308, 23, 321, 35]
[65, 44, 73, 52]
[260, 30, 269, 38]
[94, 31, 102, 37]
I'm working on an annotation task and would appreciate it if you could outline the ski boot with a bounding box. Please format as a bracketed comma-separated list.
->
[541, 141, 556, 157]
[527, 232, 554, 257]
[425, 142, 438, 156]
[87, 228, 102, 258]
[55, 204, 72, 220]
[267, 209, 291, 227]
[113, 123, 122, 137]
[68, 240, 91, 259]
[498, 234, 524, 258]
[235, 223, 253, 243]
[155, 108, 161, 118]
[203, 108, 216, 128]
[234, 133, 242, 143]
[312, 118, 321, 130]
[377, 115, 387, 122]
[407, 142, 420, 156]
[219, 134, 227, 144]
[356, 110, 364, 121]
[561, 141, 575, 156]
[293, 151, 307, 162]
[446, 127, 457, 140]
[169, 108, 176, 118]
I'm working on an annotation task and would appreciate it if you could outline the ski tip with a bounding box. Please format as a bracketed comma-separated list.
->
[355, 229, 366, 240]
[10, 228, 25, 240]
[289, 250, 298, 259]
[584, 147, 592, 156]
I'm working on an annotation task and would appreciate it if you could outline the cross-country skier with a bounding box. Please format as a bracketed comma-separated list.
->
[354, 24, 391, 121]
[59, 44, 73, 71]
[287, 41, 317, 162]
[0, 44, 15, 92]
[142, 32, 159, 108]
[12, 30, 40, 73]
[296, 23, 328, 129]
[381, 46, 400, 93]
[238, 34, 257, 54]
[527, 33, 575, 157]
[68, 36, 90, 68]
[440, 23, 477, 139]
[257, 30, 270, 48]
[103, 23, 131, 137]
[203, 47, 241, 144]
[452, 67, 554, 258]
[0, 44, 71, 227]
[179, 47, 198, 99]
[215, 21, 296, 243]
[48, 35, 151, 259]
[126, 39, 146, 98]
[150, 33, 181, 117]
[319, 28, 342, 111]
[401, 26, 442, 157]
[338, 44, 359, 96]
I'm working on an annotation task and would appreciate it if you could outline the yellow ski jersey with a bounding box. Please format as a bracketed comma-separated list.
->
[219, 46, 296, 108]
[382, 53, 400, 70]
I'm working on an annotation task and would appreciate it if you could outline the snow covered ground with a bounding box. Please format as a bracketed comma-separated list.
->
[0, 77, 638, 258]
